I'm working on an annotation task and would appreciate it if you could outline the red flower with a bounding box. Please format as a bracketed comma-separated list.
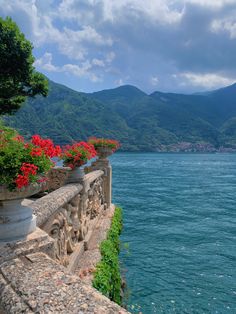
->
[61, 141, 96, 168]
[15, 163, 39, 189]
[31, 135, 61, 157]
[54, 145, 61, 156]
[30, 147, 43, 157]
[88, 137, 120, 152]
[20, 163, 38, 176]
[1, 129, 62, 190]
[31, 134, 41, 146]
[15, 174, 29, 189]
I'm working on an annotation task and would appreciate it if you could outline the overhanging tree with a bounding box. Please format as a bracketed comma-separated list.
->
[0, 17, 48, 115]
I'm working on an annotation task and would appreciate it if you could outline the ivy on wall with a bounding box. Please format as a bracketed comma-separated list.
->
[92, 207, 123, 304]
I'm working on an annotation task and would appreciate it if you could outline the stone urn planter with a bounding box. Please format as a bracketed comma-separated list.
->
[0, 182, 44, 242]
[65, 166, 85, 184]
[96, 147, 113, 160]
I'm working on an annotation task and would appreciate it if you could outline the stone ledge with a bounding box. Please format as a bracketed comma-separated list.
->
[31, 183, 83, 227]
[0, 252, 129, 313]
[84, 170, 104, 184]
[0, 228, 55, 265]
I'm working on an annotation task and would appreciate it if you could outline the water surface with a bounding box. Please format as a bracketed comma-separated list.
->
[111, 153, 236, 314]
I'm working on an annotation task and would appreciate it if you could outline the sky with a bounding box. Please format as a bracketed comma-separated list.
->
[1, 0, 236, 94]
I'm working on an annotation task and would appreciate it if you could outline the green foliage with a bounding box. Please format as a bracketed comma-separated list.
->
[4, 79, 236, 151]
[218, 117, 236, 147]
[0, 17, 48, 115]
[92, 207, 123, 304]
[0, 126, 55, 190]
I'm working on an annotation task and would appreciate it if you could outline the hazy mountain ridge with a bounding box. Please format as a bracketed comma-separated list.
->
[4, 80, 236, 152]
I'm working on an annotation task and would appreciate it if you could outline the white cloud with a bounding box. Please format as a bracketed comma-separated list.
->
[64, 26, 112, 47]
[211, 18, 236, 38]
[0, 0, 113, 61]
[57, 0, 183, 25]
[34, 52, 105, 82]
[104, 0, 183, 24]
[150, 76, 159, 86]
[0, 0, 63, 46]
[179, 72, 235, 88]
[187, 0, 236, 8]
[34, 52, 59, 72]
[2, 0, 236, 93]
[57, 26, 112, 60]
[92, 59, 105, 67]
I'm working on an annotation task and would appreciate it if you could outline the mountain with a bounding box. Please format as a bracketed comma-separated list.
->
[4, 80, 236, 152]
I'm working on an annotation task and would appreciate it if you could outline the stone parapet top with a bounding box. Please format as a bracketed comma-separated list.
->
[0, 252, 129, 314]
[31, 183, 83, 227]
[31, 170, 104, 228]
[84, 170, 104, 184]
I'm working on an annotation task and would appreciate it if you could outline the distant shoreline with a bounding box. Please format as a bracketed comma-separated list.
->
[117, 142, 236, 153]
[116, 150, 236, 154]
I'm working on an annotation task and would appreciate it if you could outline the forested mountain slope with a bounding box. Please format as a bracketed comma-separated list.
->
[5, 80, 236, 151]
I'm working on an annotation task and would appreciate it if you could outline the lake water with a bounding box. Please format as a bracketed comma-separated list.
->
[110, 153, 236, 314]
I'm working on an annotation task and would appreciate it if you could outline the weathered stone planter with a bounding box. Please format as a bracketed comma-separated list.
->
[96, 147, 113, 160]
[0, 183, 43, 242]
[65, 166, 85, 183]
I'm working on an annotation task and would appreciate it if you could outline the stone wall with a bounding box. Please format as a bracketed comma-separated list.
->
[32, 170, 106, 269]
[0, 158, 129, 313]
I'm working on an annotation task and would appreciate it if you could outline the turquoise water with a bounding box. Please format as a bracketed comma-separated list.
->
[110, 153, 236, 314]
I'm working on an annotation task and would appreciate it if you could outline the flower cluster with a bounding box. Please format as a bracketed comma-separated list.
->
[15, 163, 38, 189]
[31, 135, 61, 157]
[0, 127, 60, 190]
[61, 141, 96, 169]
[88, 137, 120, 152]
[0, 125, 119, 190]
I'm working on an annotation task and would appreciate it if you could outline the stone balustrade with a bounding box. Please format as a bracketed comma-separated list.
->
[31, 170, 105, 268]
[0, 157, 129, 313]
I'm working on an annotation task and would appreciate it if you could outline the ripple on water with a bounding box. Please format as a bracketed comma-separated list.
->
[111, 153, 236, 314]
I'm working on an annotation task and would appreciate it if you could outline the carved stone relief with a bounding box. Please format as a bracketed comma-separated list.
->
[87, 177, 104, 220]
[41, 175, 105, 266]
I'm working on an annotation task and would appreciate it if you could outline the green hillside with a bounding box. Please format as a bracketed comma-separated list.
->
[4, 79, 236, 152]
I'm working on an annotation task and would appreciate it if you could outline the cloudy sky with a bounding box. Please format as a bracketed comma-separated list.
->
[1, 0, 236, 94]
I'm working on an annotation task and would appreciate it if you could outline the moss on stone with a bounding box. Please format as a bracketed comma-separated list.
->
[92, 207, 123, 304]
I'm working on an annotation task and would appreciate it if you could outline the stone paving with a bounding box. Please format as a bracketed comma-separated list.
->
[0, 252, 129, 313]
